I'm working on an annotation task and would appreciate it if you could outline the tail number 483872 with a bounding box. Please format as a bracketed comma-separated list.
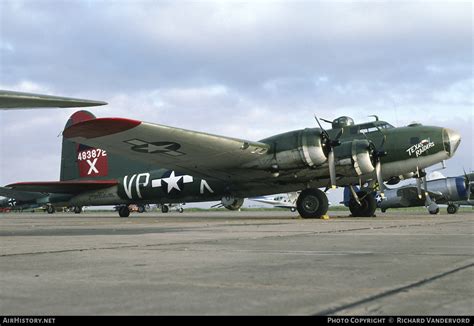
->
[77, 148, 108, 177]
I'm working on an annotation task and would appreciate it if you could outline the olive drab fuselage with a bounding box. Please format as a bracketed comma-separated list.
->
[66, 117, 460, 207]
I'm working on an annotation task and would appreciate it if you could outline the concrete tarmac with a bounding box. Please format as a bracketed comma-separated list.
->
[0, 210, 473, 315]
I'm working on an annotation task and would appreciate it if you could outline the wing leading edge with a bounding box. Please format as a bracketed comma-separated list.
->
[0, 90, 107, 109]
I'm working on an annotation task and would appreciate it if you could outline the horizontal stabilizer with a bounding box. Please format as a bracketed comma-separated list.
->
[63, 117, 271, 181]
[6, 180, 118, 194]
[0, 90, 107, 109]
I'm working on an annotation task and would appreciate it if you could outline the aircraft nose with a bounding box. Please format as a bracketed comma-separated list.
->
[444, 128, 461, 157]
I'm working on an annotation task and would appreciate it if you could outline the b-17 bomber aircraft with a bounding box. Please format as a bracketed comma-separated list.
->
[0, 111, 461, 218]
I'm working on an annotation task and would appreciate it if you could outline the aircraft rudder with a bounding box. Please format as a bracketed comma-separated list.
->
[60, 110, 110, 180]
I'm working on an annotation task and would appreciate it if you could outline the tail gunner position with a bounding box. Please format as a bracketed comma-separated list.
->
[2, 112, 461, 218]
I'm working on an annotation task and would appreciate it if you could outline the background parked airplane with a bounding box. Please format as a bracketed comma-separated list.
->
[250, 193, 299, 212]
[376, 171, 473, 214]
[342, 171, 472, 215]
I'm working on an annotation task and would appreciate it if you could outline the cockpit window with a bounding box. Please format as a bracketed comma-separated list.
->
[359, 126, 379, 133]
[379, 123, 394, 129]
[359, 122, 394, 134]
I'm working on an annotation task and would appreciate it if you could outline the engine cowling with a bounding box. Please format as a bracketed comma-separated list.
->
[259, 128, 328, 170]
[333, 139, 376, 176]
[221, 196, 244, 211]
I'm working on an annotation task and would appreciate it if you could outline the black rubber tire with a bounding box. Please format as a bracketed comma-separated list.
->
[119, 206, 130, 217]
[296, 188, 329, 219]
[47, 205, 55, 214]
[447, 204, 458, 215]
[74, 206, 82, 214]
[161, 205, 169, 213]
[349, 191, 377, 217]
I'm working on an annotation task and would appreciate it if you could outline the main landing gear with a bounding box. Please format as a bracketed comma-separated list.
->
[296, 188, 329, 218]
[348, 190, 377, 217]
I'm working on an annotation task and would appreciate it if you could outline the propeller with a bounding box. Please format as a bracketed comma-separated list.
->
[415, 167, 427, 199]
[422, 173, 433, 206]
[463, 168, 472, 198]
[314, 115, 343, 189]
[362, 128, 387, 197]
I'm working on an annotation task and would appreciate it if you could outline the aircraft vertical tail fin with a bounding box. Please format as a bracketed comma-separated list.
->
[342, 186, 351, 207]
[60, 111, 110, 181]
[60, 111, 155, 181]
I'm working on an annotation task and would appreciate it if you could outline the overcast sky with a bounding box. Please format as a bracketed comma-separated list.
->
[0, 0, 472, 206]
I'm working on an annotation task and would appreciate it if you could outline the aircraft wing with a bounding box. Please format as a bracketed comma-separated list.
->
[396, 186, 445, 203]
[0, 90, 107, 109]
[6, 180, 118, 194]
[0, 186, 47, 201]
[63, 117, 270, 181]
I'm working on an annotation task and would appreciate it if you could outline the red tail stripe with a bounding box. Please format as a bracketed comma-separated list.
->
[64, 118, 141, 139]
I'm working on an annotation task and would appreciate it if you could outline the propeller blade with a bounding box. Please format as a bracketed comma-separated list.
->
[349, 185, 362, 206]
[314, 115, 329, 138]
[416, 177, 423, 199]
[329, 150, 336, 189]
[375, 161, 385, 198]
[423, 175, 432, 205]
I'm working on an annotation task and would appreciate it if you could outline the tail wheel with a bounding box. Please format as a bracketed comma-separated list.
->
[46, 205, 55, 214]
[349, 191, 377, 217]
[296, 188, 329, 218]
[118, 206, 130, 217]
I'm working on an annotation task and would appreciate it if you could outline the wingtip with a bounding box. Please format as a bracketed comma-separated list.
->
[0, 90, 108, 109]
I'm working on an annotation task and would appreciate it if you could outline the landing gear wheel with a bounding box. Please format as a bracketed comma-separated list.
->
[161, 205, 169, 213]
[178, 207, 184, 213]
[290, 207, 296, 212]
[74, 206, 82, 214]
[138, 206, 145, 213]
[119, 206, 130, 217]
[349, 191, 377, 217]
[296, 188, 329, 219]
[447, 204, 458, 215]
[429, 208, 440, 215]
[46, 205, 55, 214]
